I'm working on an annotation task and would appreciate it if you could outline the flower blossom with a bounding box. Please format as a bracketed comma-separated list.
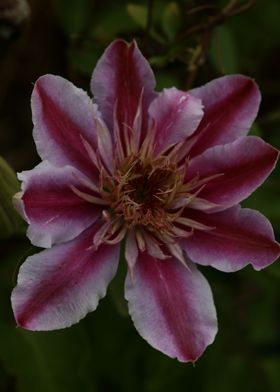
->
[12, 39, 280, 363]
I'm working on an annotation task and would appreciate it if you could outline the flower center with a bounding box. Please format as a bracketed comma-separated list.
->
[103, 154, 183, 233]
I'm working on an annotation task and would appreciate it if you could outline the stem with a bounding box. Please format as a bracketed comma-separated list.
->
[180, 0, 257, 40]
[185, 30, 212, 90]
[182, 0, 257, 88]
[145, 0, 155, 47]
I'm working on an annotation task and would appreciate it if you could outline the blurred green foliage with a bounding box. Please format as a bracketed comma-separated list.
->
[0, 0, 280, 391]
[0, 157, 26, 239]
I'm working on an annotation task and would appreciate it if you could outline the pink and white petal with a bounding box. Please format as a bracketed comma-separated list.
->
[125, 253, 217, 363]
[32, 74, 102, 179]
[148, 88, 203, 154]
[182, 206, 280, 272]
[19, 161, 102, 248]
[186, 136, 279, 211]
[12, 226, 120, 331]
[187, 75, 261, 157]
[91, 39, 156, 135]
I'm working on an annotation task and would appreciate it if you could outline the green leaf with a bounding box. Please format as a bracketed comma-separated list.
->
[68, 43, 101, 76]
[53, 0, 93, 35]
[126, 4, 147, 29]
[161, 2, 181, 41]
[209, 25, 239, 74]
[91, 4, 136, 39]
[155, 70, 180, 90]
[249, 122, 262, 137]
[126, 3, 166, 43]
[0, 156, 26, 238]
[242, 171, 280, 227]
[0, 241, 97, 392]
[108, 242, 128, 317]
[149, 55, 169, 68]
[262, 358, 280, 391]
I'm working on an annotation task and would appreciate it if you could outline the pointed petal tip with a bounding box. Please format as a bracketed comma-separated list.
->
[252, 240, 280, 271]
[187, 136, 280, 211]
[183, 206, 280, 272]
[13, 191, 28, 222]
[31, 74, 100, 180]
[188, 74, 262, 157]
[11, 227, 120, 331]
[125, 254, 218, 363]
[91, 37, 156, 134]
[14, 315, 30, 331]
[19, 162, 102, 248]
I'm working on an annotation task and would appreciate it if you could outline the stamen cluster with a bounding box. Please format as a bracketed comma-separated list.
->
[103, 152, 184, 233]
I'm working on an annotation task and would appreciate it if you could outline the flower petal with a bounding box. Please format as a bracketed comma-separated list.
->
[188, 75, 261, 157]
[125, 253, 217, 362]
[12, 226, 120, 331]
[32, 74, 102, 179]
[18, 161, 102, 248]
[91, 39, 156, 134]
[182, 206, 280, 272]
[148, 88, 203, 154]
[186, 136, 279, 211]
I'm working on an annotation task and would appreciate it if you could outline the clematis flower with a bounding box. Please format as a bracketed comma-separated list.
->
[12, 39, 280, 363]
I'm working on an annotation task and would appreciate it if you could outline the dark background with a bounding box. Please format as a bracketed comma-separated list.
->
[1, 0, 280, 391]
